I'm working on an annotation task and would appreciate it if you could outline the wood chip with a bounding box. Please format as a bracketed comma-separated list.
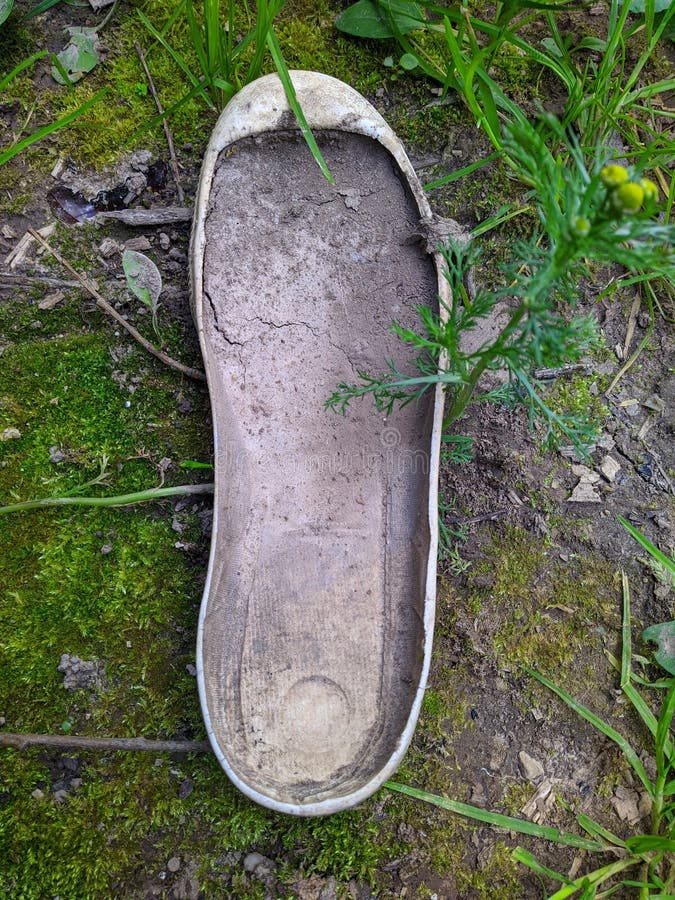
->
[4, 224, 55, 269]
[38, 290, 65, 310]
[599, 455, 621, 483]
[124, 236, 152, 251]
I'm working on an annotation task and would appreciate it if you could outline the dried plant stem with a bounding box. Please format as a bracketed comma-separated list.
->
[0, 483, 214, 516]
[134, 41, 185, 205]
[0, 732, 210, 753]
[28, 229, 205, 382]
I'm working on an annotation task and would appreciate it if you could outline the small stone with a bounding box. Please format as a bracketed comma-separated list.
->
[244, 852, 266, 873]
[611, 788, 640, 825]
[178, 778, 193, 800]
[70, 778, 82, 790]
[2, 224, 16, 239]
[53, 789, 68, 803]
[638, 793, 652, 819]
[637, 310, 651, 328]
[130, 149, 153, 172]
[49, 446, 66, 464]
[518, 750, 545, 782]
[159, 232, 170, 250]
[167, 856, 181, 873]
[568, 480, 602, 503]
[31, 788, 45, 800]
[99, 237, 120, 259]
[599, 455, 621, 483]
[38, 291, 65, 310]
[489, 735, 508, 771]
[0, 427, 21, 441]
[100, 543, 113, 554]
[50, 158, 66, 179]
[58, 653, 104, 691]
[185, 664, 197, 677]
[124, 236, 152, 252]
[339, 189, 361, 211]
[123, 171, 147, 203]
[642, 393, 665, 412]
[571, 464, 600, 482]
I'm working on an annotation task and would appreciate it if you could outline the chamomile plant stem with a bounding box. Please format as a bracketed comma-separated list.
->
[328, 117, 674, 456]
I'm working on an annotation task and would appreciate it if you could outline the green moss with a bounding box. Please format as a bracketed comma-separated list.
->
[276, 19, 384, 92]
[393, 101, 465, 154]
[456, 841, 522, 897]
[544, 373, 610, 435]
[467, 524, 617, 677]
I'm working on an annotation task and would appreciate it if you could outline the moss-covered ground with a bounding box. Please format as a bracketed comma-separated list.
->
[1, 0, 673, 897]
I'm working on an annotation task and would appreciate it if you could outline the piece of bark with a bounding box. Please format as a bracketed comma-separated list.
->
[95, 207, 192, 226]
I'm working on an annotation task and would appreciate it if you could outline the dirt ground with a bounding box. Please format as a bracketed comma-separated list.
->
[0, 2, 673, 898]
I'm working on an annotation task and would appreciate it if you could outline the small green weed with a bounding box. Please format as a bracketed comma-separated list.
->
[327, 118, 674, 456]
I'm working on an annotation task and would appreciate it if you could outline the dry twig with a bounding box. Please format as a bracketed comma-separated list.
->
[0, 273, 80, 290]
[622, 294, 641, 360]
[28, 229, 205, 382]
[134, 41, 185, 205]
[0, 732, 210, 753]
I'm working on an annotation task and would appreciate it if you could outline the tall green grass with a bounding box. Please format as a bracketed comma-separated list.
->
[136, 0, 332, 181]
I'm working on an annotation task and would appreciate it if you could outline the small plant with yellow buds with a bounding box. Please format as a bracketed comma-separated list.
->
[327, 116, 674, 457]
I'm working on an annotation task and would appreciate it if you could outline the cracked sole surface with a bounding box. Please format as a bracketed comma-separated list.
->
[191, 73, 445, 815]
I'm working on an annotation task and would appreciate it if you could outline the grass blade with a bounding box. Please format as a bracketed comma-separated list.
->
[525, 668, 655, 797]
[266, 28, 334, 184]
[137, 8, 209, 102]
[0, 50, 47, 92]
[424, 151, 500, 190]
[471, 203, 531, 238]
[512, 847, 569, 883]
[618, 517, 675, 576]
[576, 813, 626, 849]
[385, 782, 607, 851]
[548, 858, 639, 900]
[0, 88, 107, 168]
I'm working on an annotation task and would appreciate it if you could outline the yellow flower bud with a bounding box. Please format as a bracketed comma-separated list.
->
[639, 178, 658, 204]
[614, 181, 644, 213]
[571, 216, 591, 237]
[600, 164, 629, 188]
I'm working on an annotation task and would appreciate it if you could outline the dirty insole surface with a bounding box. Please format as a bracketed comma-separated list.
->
[200, 129, 437, 804]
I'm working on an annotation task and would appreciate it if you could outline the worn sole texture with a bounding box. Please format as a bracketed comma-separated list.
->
[191, 73, 446, 815]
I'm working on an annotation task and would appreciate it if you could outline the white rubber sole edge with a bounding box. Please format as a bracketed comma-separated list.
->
[190, 71, 449, 816]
